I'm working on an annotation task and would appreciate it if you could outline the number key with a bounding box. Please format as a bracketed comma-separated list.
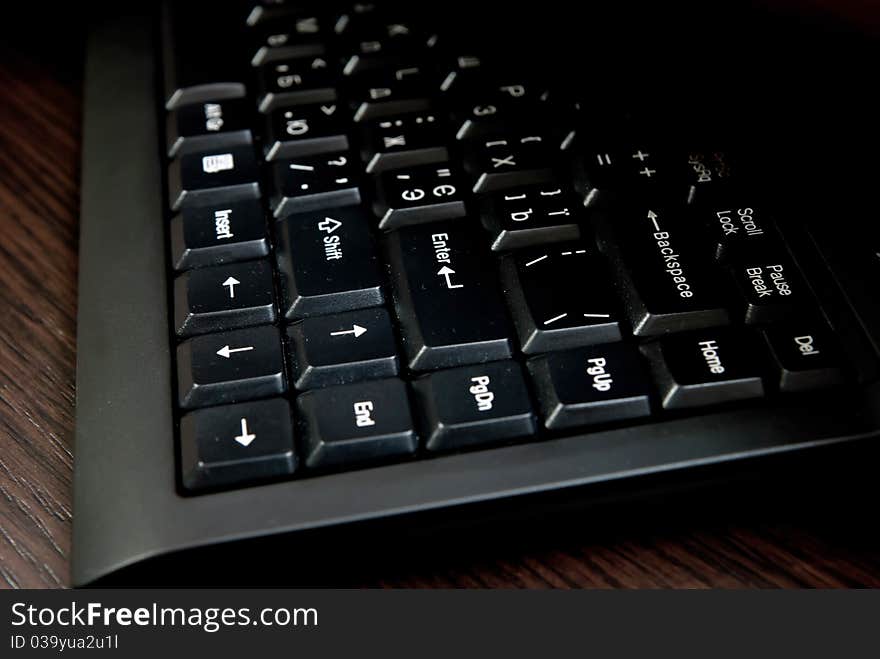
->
[265, 102, 349, 160]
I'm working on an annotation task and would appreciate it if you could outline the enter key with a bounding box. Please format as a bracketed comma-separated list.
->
[386, 219, 514, 370]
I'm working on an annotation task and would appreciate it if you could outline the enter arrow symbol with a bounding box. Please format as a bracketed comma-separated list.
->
[330, 324, 367, 338]
[216, 344, 254, 358]
[222, 276, 240, 298]
[437, 265, 463, 289]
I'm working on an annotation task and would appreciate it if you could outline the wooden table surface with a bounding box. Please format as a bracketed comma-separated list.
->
[2, 26, 880, 590]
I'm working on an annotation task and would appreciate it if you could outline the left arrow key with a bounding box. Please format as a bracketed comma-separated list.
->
[177, 325, 287, 409]
[174, 260, 277, 337]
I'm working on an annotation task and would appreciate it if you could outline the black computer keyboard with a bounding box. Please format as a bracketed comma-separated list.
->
[161, 0, 851, 491]
[72, 0, 880, 584]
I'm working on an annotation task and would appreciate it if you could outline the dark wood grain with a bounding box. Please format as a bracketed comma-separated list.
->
[1, 36, 880, 590]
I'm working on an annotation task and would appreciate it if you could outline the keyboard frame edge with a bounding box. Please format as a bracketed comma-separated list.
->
[73, 5, 880, 587]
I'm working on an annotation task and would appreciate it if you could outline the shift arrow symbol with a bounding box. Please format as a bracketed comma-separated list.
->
[222, 276, 240, 298]
[216, 345, 254, 358]
[330, 324, 367, 338]
[437, 265, 463, 289]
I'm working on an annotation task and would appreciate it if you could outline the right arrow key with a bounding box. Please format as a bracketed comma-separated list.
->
[286, 308, 400, 390]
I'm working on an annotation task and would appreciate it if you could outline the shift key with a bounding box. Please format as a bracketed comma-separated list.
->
[386, 220, 514, 370]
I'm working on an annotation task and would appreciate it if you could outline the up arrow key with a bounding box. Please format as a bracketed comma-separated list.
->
[437, 265, 464, 289]
[222, 276, 240, 298]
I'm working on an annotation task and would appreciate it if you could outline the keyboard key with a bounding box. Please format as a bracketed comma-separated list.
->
[166, 97, 252, 158]
[386, 220, 514, 370]
[180, 398, 296, 491]
[256, 53, 338, 108]
[167, 144, 261, 211]
[683, 149, 738, 204]
[374, 163, 467, 230]
[603, 206, 729, 336]
[451, 81, 544, 139]
[696, 199, 776, 262]
[177, 325, 287, 408]
[270, 151, 361, 217]
[763, 322, 845, 391]
[481, 183, 582, 251]
[362, 110, 449, 173]
[348, 67, 434, 122]
[297, 379, 418, 469]
[287, 308, 400, 389]
[464, 133, 555, 193]
[250, 32, 326, 67]
[163, 2, 247, 109]
[436, 53, 485, 95]
[247, 2, 324, 28]
[528, 344, 652, 429]
[264, 102, 350, 160]
[170, 197, 269, 271]
[500, 244, 622, 353]
[731, 251, 809, 324]
[574, 145, 676, 207]
[413, 361, 536, 452]
[174, 260, 276, 336]
[641, 329, 765, 409]
[275, 206, 384, 319]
